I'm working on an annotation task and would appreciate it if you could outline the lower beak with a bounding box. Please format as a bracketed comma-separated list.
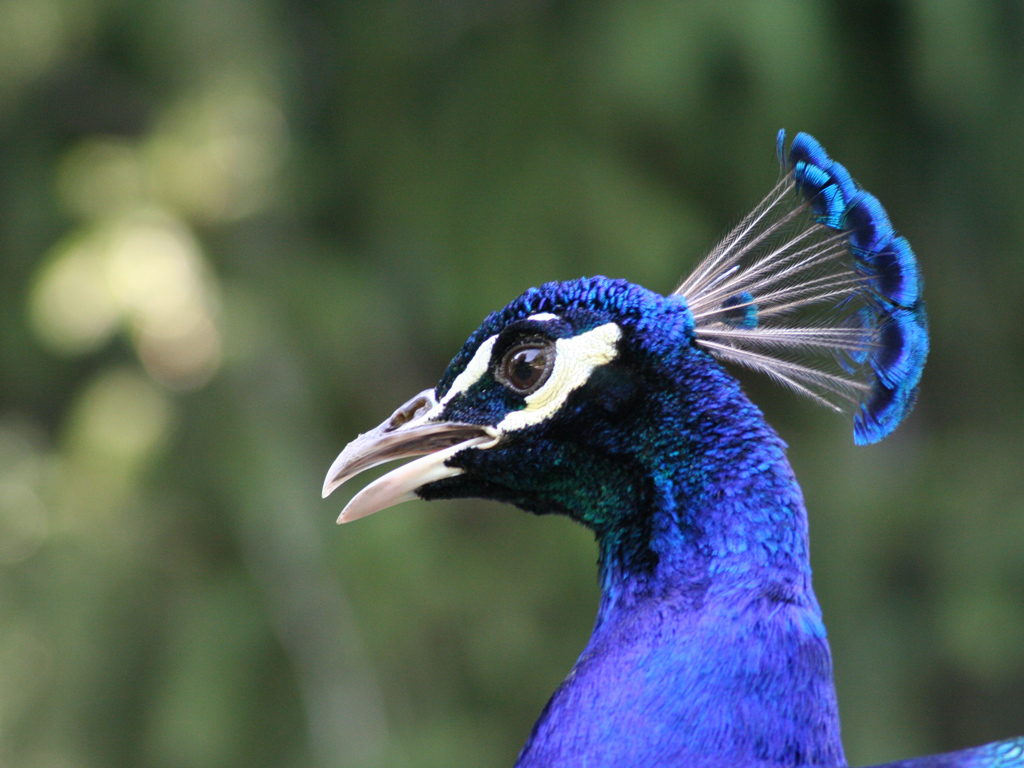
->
[322, 389, 497, 523]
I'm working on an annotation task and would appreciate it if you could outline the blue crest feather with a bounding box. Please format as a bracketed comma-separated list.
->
[676, 130, 929, 444]
[871, 236, 921, 307]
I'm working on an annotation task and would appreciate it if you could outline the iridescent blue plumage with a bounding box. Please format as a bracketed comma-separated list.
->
[322, 133, 1018, 767]
[870, 737, 1024, 768]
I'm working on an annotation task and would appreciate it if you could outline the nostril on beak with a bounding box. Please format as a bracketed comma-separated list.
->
[386, 394, 434, 431]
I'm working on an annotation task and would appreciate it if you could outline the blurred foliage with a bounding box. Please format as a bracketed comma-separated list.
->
[1, 1, 1023, 766]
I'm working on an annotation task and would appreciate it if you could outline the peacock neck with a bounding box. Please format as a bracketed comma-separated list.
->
[516, 355, 846, 768]
[594, 393, 817, 626]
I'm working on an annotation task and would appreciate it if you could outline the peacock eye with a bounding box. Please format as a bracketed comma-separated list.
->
[497, 340, 555, 395]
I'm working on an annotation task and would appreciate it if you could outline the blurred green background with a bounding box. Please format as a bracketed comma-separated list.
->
[1, 1, 1023, 766]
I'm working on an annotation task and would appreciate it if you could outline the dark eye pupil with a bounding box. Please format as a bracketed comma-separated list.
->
[499, 343, 553, 394]
[510, 348, 546, 388]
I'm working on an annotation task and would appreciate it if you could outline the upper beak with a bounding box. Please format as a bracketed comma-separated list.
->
[322, 389, 498, 523]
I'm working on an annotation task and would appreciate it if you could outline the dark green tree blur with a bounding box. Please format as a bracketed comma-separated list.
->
[1, 2, 1023, 766]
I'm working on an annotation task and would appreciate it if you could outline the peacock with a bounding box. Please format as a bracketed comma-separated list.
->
[322, 131, 1024, 768]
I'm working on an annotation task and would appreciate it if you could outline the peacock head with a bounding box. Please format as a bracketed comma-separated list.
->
[322, 277, 711, 538]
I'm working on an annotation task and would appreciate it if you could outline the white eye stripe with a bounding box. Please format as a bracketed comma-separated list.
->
[435, 321, 621, 430]
[436, 316, 561, 408]
[438, 334, 498, 407]
[497, 323, 621, 432]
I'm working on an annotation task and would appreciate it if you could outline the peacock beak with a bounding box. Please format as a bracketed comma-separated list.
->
[322, 389, 498, 523]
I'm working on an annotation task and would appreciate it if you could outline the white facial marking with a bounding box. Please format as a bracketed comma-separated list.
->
[497, 322, 622, 432]
[527, 313, 560, 322]
[437, 335, 498, 409]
